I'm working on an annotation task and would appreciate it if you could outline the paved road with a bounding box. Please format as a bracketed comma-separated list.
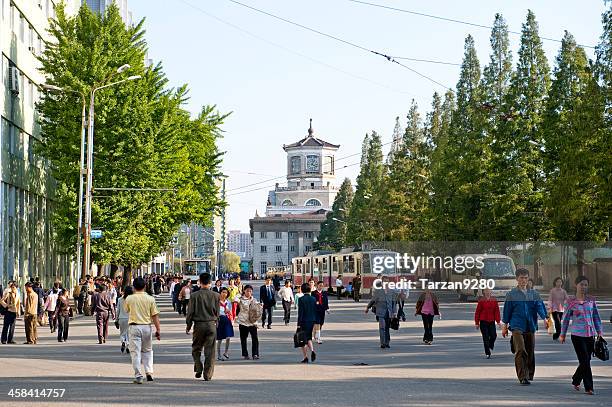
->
[0, 285, 610, 407]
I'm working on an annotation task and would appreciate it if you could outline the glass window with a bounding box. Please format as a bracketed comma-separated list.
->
[19, 13, 24, 41]
[288, 231, 296, 238]
[259, 231, 266, 239]
[10, 3, 15, 31]
[275, 232, 282, 239]
[275, 245, 282, 252]
[304, 231, 313, 239]
[260, 262, 267, 274]
[305, 199, 321, 207]
[275, 261, 283, 267]
[290, 156, 301, 175]
[281, 199, 293, 206]
[323, 156, 334, 174]
[305, 245, 311, 253]
[260, 245, 267, 253]
[290, 246, 295, 252]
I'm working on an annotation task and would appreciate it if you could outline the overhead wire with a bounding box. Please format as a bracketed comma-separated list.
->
[224, 0, 451, 89]
[345, 0, 597, 49]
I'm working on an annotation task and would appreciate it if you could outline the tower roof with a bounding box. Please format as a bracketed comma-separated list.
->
[283, 119, 340, 150]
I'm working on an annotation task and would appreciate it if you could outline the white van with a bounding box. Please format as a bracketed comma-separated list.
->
[451, 254, 516, 301]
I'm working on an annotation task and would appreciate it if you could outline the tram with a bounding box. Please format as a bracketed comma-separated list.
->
[291, 248, 414, 297]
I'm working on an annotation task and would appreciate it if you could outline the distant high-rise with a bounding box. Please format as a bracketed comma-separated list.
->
[84, 0, 132, 25]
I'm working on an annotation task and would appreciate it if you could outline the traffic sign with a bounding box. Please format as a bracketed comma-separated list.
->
[91, 229, 103, 239]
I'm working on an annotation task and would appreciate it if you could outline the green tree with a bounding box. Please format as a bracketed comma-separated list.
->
[380, 100, 429, 240]
[493, 10, 551, 241]
[317, 178, 354, 250]
[347, 132, 384, 244]
[543, 31, 608, 272]
[222, 251, 241, 274]
[37, 4, 226, 277]
[437, 35, 487, 240]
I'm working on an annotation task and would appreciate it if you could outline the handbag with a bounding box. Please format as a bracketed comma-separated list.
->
[293, 328, 307, 348]
[594, 337, 609, 361]
[547, 313, 555, 335]
[390, 317, 400, 331]
[510, 336, 515, 354]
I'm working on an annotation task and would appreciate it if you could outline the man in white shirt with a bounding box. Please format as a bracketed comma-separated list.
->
[335, 276, 344, 299]
[169, 277, 179, 311]
[278, 281, 294, 325]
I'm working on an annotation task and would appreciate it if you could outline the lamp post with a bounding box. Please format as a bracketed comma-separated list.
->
[82, 71, 141, 278]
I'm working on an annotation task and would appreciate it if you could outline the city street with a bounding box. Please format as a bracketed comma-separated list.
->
[0, 285, 610, 407]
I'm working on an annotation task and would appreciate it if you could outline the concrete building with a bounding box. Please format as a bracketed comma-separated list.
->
[227, 229, 253, 260]
[84, 0, 131, 25]
[250, 210, 327, 277]
[0, 0, 81, 289]
[250, 120, 340, 277]
[266, 120, 340, 216]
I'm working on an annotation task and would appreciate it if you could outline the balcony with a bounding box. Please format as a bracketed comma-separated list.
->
[275, 185, 339, 192]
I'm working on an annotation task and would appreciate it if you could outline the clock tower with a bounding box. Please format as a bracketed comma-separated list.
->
[266, 119, 340, 215]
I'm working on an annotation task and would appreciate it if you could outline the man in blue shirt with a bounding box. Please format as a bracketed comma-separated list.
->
[502, 268, 548, 385]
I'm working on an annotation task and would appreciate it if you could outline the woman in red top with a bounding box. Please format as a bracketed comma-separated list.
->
[474, 288, 501, 358]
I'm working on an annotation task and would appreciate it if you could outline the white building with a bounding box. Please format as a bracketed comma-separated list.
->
[227, 229, 253, 260]
[250, 120, 340, 277]
[1, 0, 81, 289]
[266, 120, 340, 215]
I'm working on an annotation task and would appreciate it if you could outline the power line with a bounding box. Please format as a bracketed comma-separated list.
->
[346, 0, 596, 49]
[224, 0, 450, 89]
[226, 160, 362, 197]
[177, 0, 420, 96]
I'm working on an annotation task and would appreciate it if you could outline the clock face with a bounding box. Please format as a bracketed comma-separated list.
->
[306, 155, 319, 172]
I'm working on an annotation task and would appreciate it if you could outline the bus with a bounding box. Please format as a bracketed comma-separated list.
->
[449, 254, 516, 301]
[182, 259, 212, 281]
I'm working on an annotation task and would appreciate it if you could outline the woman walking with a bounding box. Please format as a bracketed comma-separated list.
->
[297, 283, 317, 363]
[0, 282, 20, 344]
[415, 287, 440, 345]
[216, 288, 235, 361]
[548, 277, 569, 341]
[54, 289, 71, 342]
[44, 287, 60, 333]
[227, 279, 240, 319]
[116, 286, 134, 353]
[236, 285, 260, 360]
[179, 280, 192, 316]
[559, 276, 604, 395]
[474, 288, 501, 358]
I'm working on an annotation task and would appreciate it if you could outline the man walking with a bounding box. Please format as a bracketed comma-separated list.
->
[92, 284, 116, 344]
[124, 277, 161, 384]
[502, 268, 548, 385]
[278, 280, 294, 325]
[352, 275, 361, 302]
[23, 282, 39, 344]
[365, 276, 397, 348]
[186, 273, 219, 381]
[259, 278, 276, 329]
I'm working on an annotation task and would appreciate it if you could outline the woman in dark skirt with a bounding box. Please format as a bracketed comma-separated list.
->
[297, 283, 317, 363]
[216, 288, 235, 361]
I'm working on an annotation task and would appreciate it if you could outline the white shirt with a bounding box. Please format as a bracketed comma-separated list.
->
[169, 282, 176, 297]
[336, 278, 343, 287]
[184, 287, 191, 300]
[45, 292, 58, 312]
[279, 286, 293, 302]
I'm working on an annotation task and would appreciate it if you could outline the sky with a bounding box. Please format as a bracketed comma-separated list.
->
[129, 0, 607, 232]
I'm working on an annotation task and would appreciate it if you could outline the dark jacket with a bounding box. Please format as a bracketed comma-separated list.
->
[54, 296, 71, 318]
[312, 290, 329, 312]
[260, 284, 276, 307]
[186, 288, 220, 331]
[297, 294, 317, 325]
[367, 288, 398, 318]
[92, 292, 116, 319]
[415, 292, 440, 316]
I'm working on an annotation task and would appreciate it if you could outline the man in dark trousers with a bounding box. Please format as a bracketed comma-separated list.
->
[259, 278, 276, 329]
[186, 273, 219, 381]
[92, 284, 115, 344]
[502, 268, 548, 386]
[352, 276, 362, 302]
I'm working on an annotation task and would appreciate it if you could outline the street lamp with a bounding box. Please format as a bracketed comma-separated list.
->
[82, 72, 141, 277]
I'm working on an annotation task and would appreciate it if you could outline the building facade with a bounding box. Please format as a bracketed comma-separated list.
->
[250, 121, 340, 277]
[0, 0, 80, 290]
[250, 210, 327, 277]
[84, 0, 131, 25]
[227, 229, 253, 260]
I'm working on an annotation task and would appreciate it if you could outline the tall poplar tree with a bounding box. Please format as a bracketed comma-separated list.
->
[317, 178, 354, 250]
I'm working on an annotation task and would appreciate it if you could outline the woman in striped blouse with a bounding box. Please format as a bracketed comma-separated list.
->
[559, 276, 603, 395]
